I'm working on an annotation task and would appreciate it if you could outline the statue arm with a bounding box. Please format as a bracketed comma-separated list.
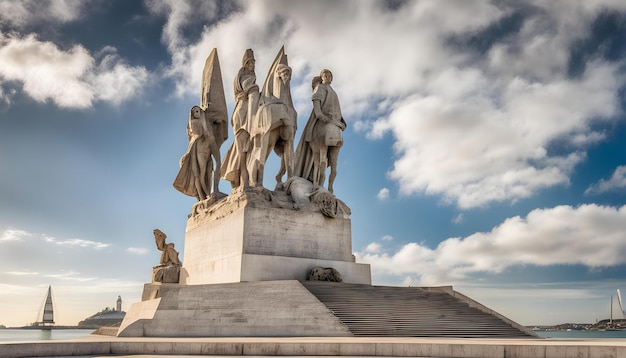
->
[313, 99, 345, 130]
[313, 99, 326, 121]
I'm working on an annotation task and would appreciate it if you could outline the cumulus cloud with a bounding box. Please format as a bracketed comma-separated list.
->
[377, 187, 390, 200]
[0, 0, 87, 29]
[382, 235, 394, 241]
[452, 213, 464, 224]
[364, 242, 382, 254]
[147, 1, 626, 209]
[356, 204, 626, 285]
[0, 33, 149, 108]
[585, 165, 626, 195]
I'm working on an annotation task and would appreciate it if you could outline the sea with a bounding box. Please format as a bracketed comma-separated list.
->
[0, 329, 95, 342]
[534, 330, 626, 339]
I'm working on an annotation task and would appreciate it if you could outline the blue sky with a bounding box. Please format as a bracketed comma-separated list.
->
[2, 0, 626, 327]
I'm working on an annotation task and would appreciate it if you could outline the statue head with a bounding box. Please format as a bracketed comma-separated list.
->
[190, 105, 202, 119]
[153, 229, 166, 240]
[312, 76, 322, 91]
[320, 69, 333, 84]
[276, 64, 292, 85]
[242, 49, 255, 73]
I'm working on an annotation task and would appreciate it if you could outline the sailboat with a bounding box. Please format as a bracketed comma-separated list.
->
[607, 289, 626, 330]
[33, 286, 55, 329]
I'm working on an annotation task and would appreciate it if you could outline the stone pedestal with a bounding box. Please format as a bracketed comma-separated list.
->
[120, 188, 371, 337]
[118, 280, 352, 337]
[179, 189, 371, 285]
[151, 265, 180, 283]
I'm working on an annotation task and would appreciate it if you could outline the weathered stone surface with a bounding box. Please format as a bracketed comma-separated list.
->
[152, 265, 180, 283]
[179, 188, 370, 285]
[118, 280, 352, 337]
[307, 266, 343, 282]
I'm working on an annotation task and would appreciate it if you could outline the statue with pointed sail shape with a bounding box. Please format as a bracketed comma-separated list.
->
[247, 46, 297, 188]
[220, 49, 259, 189]
[174, 48, 228, 201]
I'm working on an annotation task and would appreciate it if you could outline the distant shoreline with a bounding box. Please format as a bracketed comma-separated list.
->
[1, 326, 80, 330]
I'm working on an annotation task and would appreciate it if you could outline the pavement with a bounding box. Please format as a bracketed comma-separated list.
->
[3, 334, 626, 358]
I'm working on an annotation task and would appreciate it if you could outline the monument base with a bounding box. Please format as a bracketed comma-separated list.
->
[118, 280, 352, 337]
[179, 187, 371, 285]
[151, 265, 180, 283]
[118, 280, 536, 338]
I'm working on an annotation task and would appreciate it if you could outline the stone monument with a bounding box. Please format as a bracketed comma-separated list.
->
[118, 47, 534, 339]
[118, 47, 370, 337]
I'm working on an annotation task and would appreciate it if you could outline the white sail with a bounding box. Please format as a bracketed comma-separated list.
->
[618, 289, 625, 319]
[42, 286, 54, 324]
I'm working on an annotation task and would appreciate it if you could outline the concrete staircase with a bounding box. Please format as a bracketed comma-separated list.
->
[301, 281, 535, 338]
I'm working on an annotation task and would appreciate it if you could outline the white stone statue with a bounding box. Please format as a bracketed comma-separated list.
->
[221, 49, 260, 189]
[247, 46, 297, 188]
[294, 69, 346, 193]
[173, 49, 228, 200]
[153, 229, 181, 266]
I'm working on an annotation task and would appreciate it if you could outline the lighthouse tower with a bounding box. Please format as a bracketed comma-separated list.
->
[116, 295, 122, 312]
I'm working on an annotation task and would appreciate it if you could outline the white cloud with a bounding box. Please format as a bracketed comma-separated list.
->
[382, 235, 394, 241]
[148, 1, 626, 209]
[44, 270, 96, 282]
[586, 165, 626, 195]
[356, 204, 626, 286]
[0, 33, 149, 108]
[377, 187, 390, 200]
[452, 213, 464, 224]
[127, 247, 149, 255]
[44, 236, 110, 249]
[364, 242, 381, 254]
[0, 228, 31, 241]
[0, 0, 87, 29]
[5, 271, 39, 276]
[384, 61, 619, 209]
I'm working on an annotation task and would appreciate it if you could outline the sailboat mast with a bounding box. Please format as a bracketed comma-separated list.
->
[610, 295, 613, 324]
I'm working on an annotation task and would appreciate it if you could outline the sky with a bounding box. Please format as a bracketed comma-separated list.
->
[1, 0, 626, 328]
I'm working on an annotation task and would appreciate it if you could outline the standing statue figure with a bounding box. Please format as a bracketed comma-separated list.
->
[221, 49, 260, 189]
[247, 46, 297, 188]
[294, 69, 346, 193]
[173, 49, 228, 201]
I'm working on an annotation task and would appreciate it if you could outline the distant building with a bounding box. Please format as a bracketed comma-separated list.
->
[77, 296, 126, 329]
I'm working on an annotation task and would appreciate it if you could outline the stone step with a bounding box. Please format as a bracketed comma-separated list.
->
[301, 281, 534, 338]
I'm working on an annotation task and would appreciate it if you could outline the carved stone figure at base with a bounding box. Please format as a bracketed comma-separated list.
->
[283, 176, 349, 218]
[152, 229, 181, 283]
[307, 266, 343, 282]
[153, 229, 181, 266]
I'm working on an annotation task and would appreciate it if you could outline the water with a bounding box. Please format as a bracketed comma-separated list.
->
[1, 328, 624, 341]
[534, 330, 626, 339]
[0, 329, 94, 342]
